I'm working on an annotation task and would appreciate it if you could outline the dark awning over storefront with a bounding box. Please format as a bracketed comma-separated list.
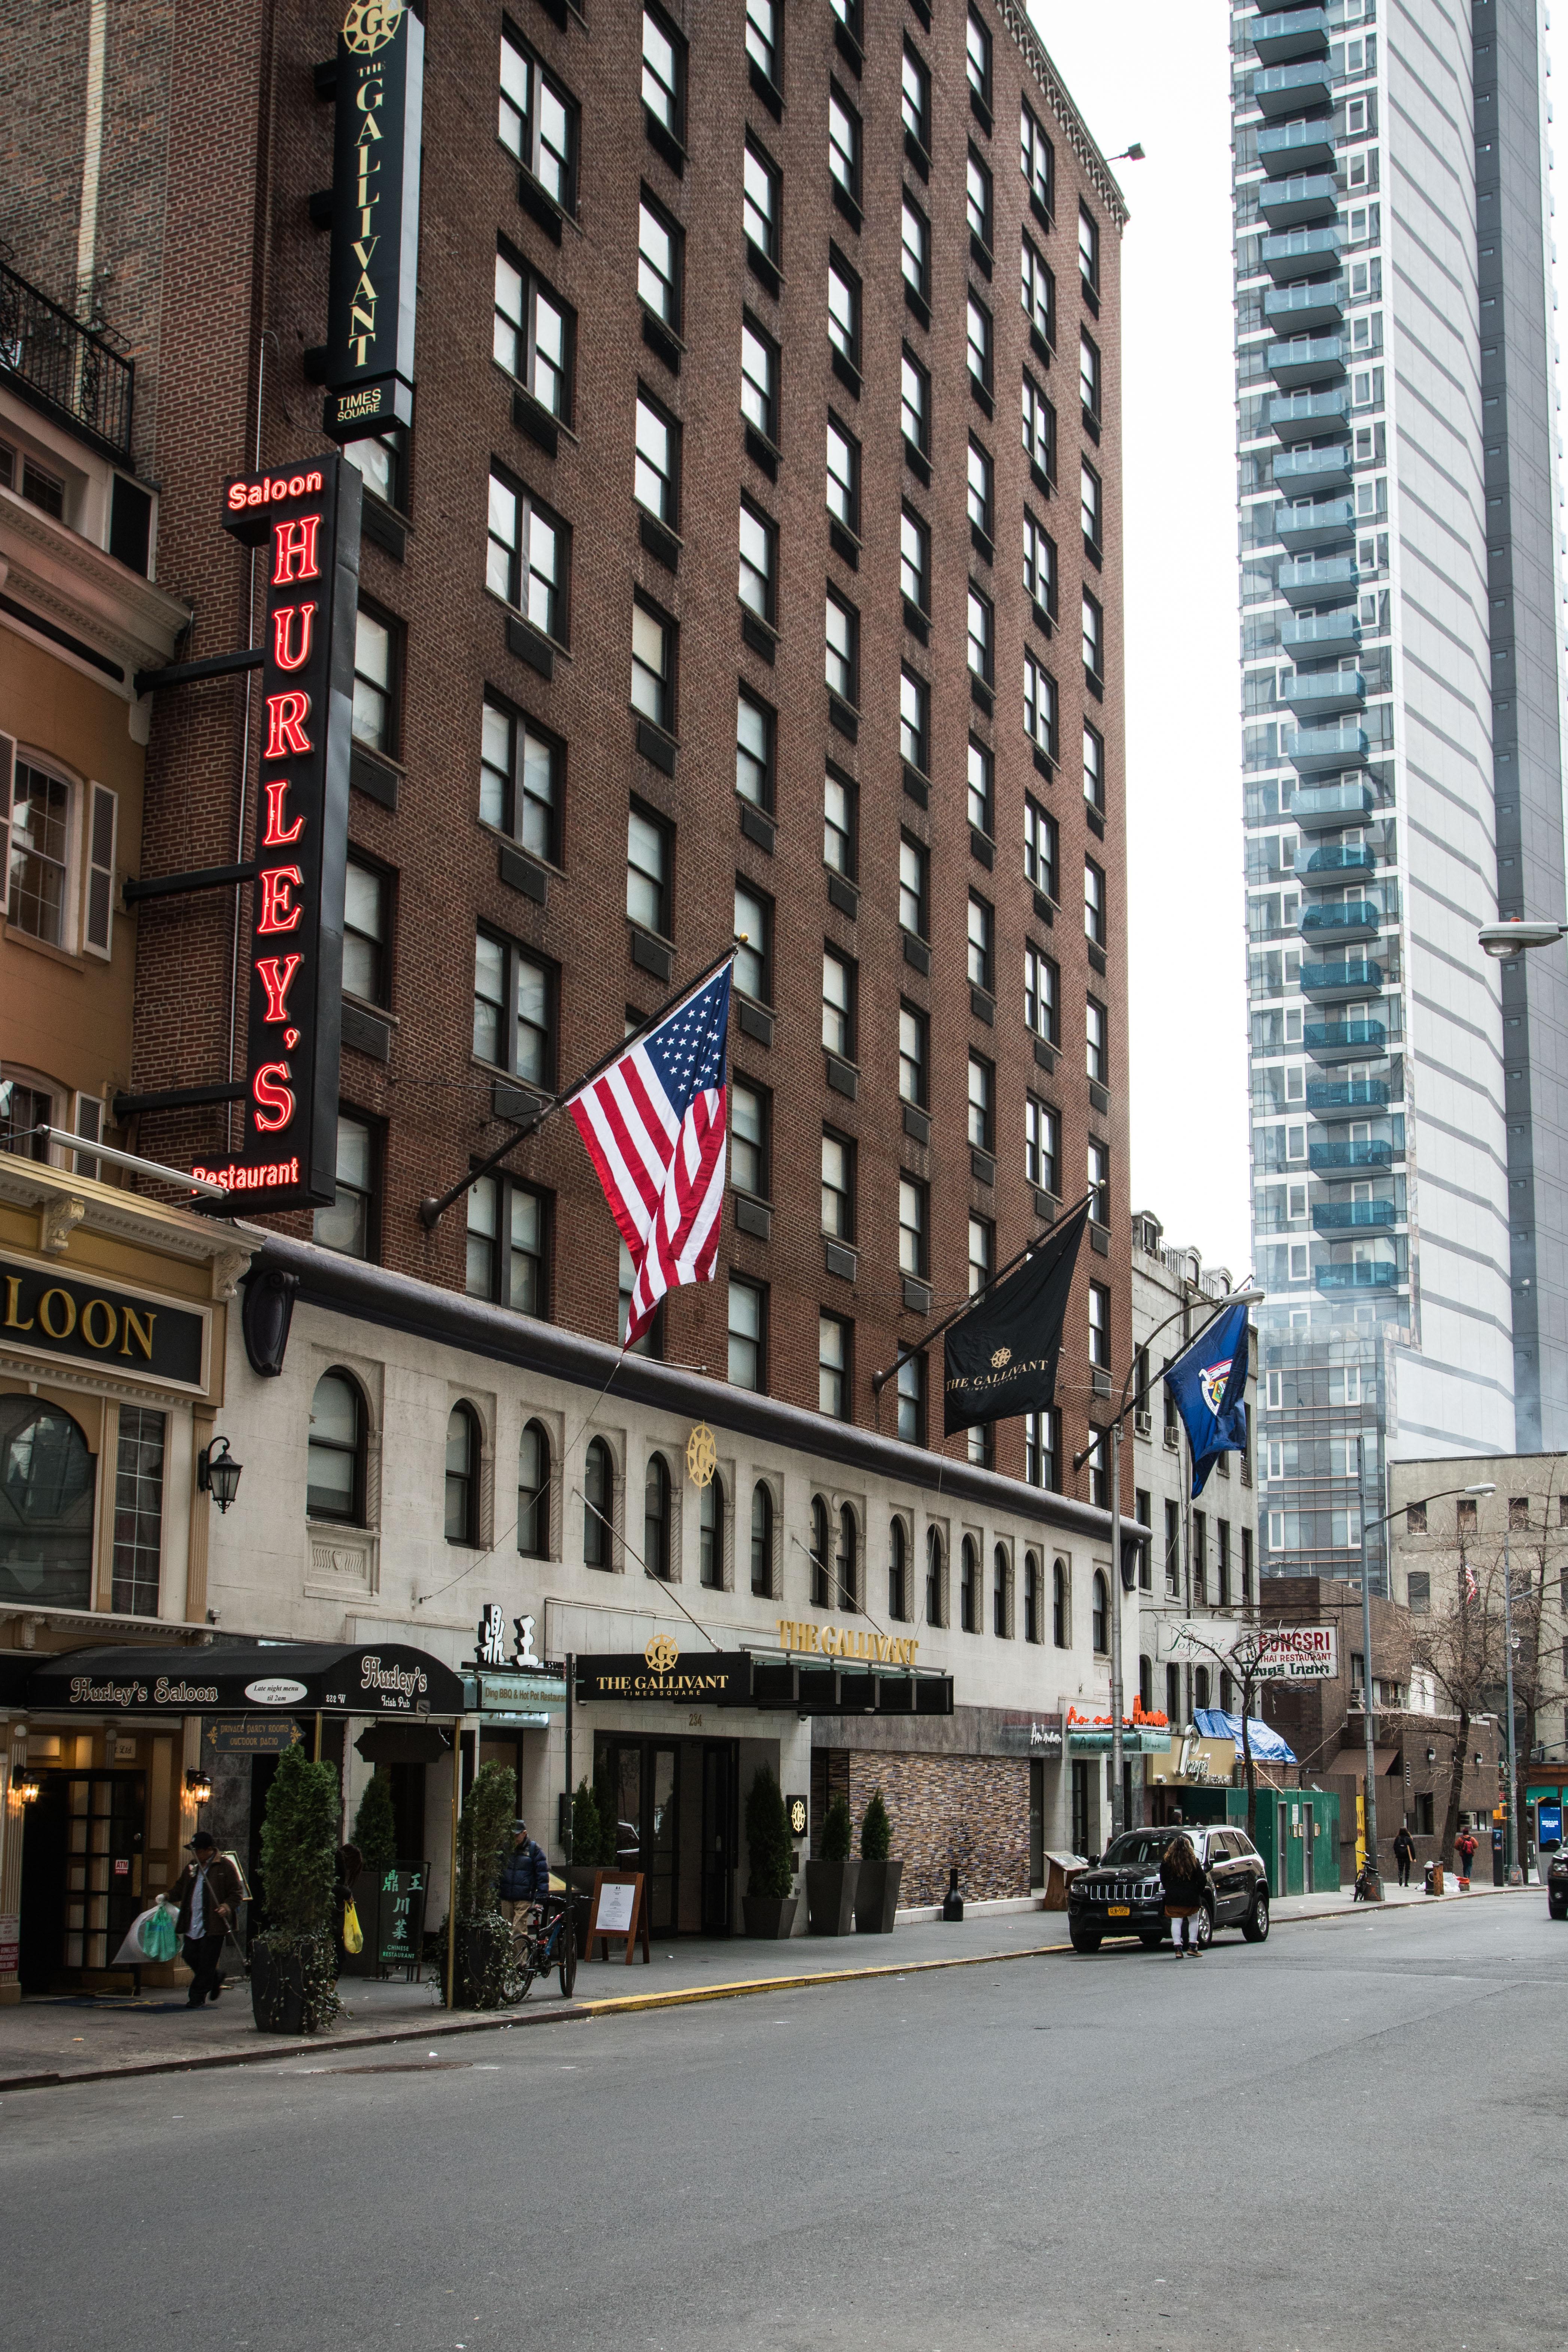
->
[574, 1651, 954, 1718]
[1, 1640, 468, 1718]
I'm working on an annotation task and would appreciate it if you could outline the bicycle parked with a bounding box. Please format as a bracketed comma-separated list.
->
[505, 1889, 577, 2001]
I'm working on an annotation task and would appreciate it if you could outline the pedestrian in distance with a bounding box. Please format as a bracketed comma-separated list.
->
[1393, 1824, 1415, 1889]
[1456, 1827, 1478, 1882]
[164, 1830, 243, 2009]
[498, 1817, 549, 1928]
[1160, 1831, 1207, 1958]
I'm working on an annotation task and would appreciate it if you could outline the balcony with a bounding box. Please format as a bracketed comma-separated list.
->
[1273, 443, 1352, 496]
[1307, 1077, 1390, 1115]
[1262, 228, 1343, 285]
[1280, 554, 1358, 608]
[1258, 173, 1340, 231]
[1299, 958, 1383, 998]
[1304, 1017, 1387, 1061]
[1264, 278, 1346, 334]
[1286, 721, 1370, 774]
[1314, 1200, 1397, 1236]
[1253, 10, 1331, 68]
[1254, 59, 1335, 118]
[1292, 778, 1376, 830]
[1282, 666, 1365, 718]
[1303, 842, 1378, 880]
[1310, 1139, 1395, 1173]
[1316, 1260, 1399, 1293]
[1300, 900, 1380, 942]
[1270, 389, 1351, 445]
[1259, 119, 1338, 178]
[1269, 334, 1346, 390]
[1281, 607, 1361, 661]
[1278, 496, 1355, 554]
[0, 260, 135, 463]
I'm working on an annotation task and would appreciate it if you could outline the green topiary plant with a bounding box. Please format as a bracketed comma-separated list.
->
[351, 1768, 398, 1871]
[255, 1742, 343, 2032]
[820, 1792, 853, 1864]
[745, 1764, 794, 1900]
[860, 1788, 891, 1862]
[452, 1760, 519, 2010]
[571, 1776, 606, 1869]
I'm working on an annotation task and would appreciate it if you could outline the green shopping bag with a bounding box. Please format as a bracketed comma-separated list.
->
[141, 1903, 178, 1962]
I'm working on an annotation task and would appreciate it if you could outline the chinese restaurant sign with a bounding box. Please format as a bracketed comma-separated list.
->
[324, 0, 425, 440]
[197, 455, 361, 1211]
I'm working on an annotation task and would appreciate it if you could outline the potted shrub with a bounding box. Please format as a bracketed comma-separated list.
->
[854, 1789, 903, 1933]
[452, 1760, 517, 2009]
[741, 1764, 797, 1938]
[807, 1793, 859, 1934]
[251, 1742, 342, 2035]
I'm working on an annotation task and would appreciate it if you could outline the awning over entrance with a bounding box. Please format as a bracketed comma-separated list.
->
[1193, 1708, 1298, 1764]
[574, 1649, 954, 1717]
[0, 1640, 468, 1718]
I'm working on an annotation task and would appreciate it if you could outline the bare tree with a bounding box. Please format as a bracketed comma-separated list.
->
[1169, 1603, 1324, 1844]
[1409, 1541, 1508, 1868]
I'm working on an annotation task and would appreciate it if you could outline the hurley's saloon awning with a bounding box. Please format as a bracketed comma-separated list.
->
[0, 1641, 469, 1718]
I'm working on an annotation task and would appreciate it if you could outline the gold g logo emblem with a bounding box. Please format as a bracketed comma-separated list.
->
[343, 0, 404, 54]
[685, 1422, 717, 1489]
[991, 1345, 1013, 1370]
[645, 1633, 680, 1674]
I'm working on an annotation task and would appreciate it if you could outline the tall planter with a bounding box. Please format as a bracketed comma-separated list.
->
[806, 1860, 859, 1935]
[742, 1894, 797, 1939]
[854, 1859, 903, 1933]
[250, 1940, 303, 2034]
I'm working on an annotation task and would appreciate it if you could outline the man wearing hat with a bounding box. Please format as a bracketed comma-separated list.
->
[497, 1818, 549, 1927]
[164, 1831, 243, 2009]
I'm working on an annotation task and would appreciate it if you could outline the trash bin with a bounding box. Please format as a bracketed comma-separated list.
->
[1424, 1861, 1444, 1896]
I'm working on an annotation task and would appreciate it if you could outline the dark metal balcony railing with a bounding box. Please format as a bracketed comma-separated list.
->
[0, 260, 134, 462]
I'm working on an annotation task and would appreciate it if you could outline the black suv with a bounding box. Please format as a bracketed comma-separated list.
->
[1066, 1825, 1271, 1954]
[1547, 1848, 1567, 1920]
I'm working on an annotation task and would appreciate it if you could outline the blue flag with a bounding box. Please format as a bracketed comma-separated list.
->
[1163, 1303, 1251, 1498]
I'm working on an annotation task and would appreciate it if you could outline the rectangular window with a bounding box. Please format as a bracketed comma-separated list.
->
[899, 1001, 928, 1106]
[729, 1276, 765, 1390]
[734, 880, 773, 1002]
[968, 1214, 994, 1296]
[901, 345, 930, 455]
[634, 391, 681, 526]
[468, 1175, 548, 1316]
[828, 251, 861, 367]
[746, 0, 780, 86]
[494, 249, 573, 421]
[821, 1127, 855, 1239]
[967, 294, 993, 394]
[1165, 1500, 1181, 1592]
[618, 1237, 660, 1358]
[630, 598, 675, 731]
[967, 437, 994, 538]
[899, 832, 928, 940]
[342, 427, 406, 514]
[1080, 331, 1101, 420]
[900, 666, 929, 774]
[829, 84, 861, 204]
[896, 1354, 925, 1446]
[902, 40, 931, 148]
[1081, 460, 1102, 550]
[1083, 590, 1104, 681]
[1079, 204, 1100, 297]
[826, 413, 860, 534]
[1085, 857, 1106, 945]
[967, 736, 993, 836]
[1025, 1095, 1058, 1194]
[902, 194, 930, 302]
[1089, 1280, 1111, 1368]
[486, 471, 569, 643]
[313, 1111, 378, 1260]
[639, 193, 683, 328]
[499, 29, 577, 211]
[822, 946, 855, 1059]
[966, 7, 991, 106]
[744, 137, 782, 266]
[736, 687, 774, 809]
[1023, 373, 1056, 483]
[1088, 1137, 1110, 1227]
[900, 504, 931, 611]
[111, 1406, 166, 1618]
[824, 767, 856, 877]
[1020, 100, 1054, 215]
[1021, 237, 1055, 345]
[1024, 651, 1058, 759]
[473, 931, 553, 1084]
[968, 1054, 994, 1152]
[825, 588, 859, 704]
[741, 314, 780, 442]
[1087, 995, 1108, 1083]
[1027, 1407, 1060, 1492]
[627, 802, 673, 937]
[343, 855, 392, 1007]
[819, 1313, 851, 1420]
[738, 497, 777, 622]
[1024, 795, 1058, 897]
[642, 4, 685, 137]
[967, 145, 993, 248]
[1023, 510, 1056, 618]
[1025, 943, 1058, 1042]
[967, 892, 994, 992]
[967, 584, 994, 684]
[352, 603, 397, 754]
[1083, 722, 1105, 815]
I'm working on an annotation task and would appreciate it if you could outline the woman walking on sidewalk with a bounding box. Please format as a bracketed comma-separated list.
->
[1393, 1824, 1415, 1889]
[1160, 1832, 1207, 1957]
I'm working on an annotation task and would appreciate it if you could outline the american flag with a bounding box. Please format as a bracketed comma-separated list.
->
[568, 961, 733, 1347]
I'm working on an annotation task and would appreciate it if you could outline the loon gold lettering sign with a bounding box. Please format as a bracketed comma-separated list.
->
[0, 1258, 206, 1390]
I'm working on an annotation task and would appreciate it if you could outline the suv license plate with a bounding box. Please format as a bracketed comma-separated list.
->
[1107, 1904, 1130, 1917]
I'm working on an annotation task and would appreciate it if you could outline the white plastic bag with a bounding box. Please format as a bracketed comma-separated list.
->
[110, 1903, 170, 1968]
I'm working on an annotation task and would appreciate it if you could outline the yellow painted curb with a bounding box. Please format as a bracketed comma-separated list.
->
[575, 1940, 1074, 2016]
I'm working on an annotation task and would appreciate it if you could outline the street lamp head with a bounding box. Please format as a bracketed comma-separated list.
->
[1228, 1287, 1267, 1307]
[1478, 918, 1567, 959]
[1465, 1483, 1496, 1497]
[1108, 142, 1145, 162]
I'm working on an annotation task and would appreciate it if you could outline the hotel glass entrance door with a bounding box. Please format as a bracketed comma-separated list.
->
[595, 1736, 737, 1934]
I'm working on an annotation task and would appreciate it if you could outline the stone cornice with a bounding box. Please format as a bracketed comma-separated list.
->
[0, 1150, 262, 1291]
[0, 486, 189, 692]
[995, 0, 1130, 230]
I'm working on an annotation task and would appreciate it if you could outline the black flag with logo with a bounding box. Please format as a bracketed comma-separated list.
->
[943, 1202, 1089, 1435]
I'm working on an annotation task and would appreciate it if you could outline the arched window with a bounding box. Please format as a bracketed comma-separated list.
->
[1091, 1570, 1108, 1654]
[1139, 1652, 1154, 1713]
[517, 1419, 550, 1558]
[838, 1503, 858, 1611]
[750, 1482, 774, 1597]
[960, 1536, 979, 1633]
[1219, 1667, 1235, 1714]
[993, 1544, 1009, 1638]
[810, 1495, 831, 1606]
[0, 1396, 94, 1609]
[584, 1436, 614, 1567]
[925, 1526, 944, 1626]
[1194, 1664, 1211, 1711]
[307, 1370, 365, 1524]
[1023, 1551, 1042, 1644]
[1052, 1557, 1068, 1648]
[700, 1471, 725, 1589]
[889, 1518, 907, 1621]
[444, 1403, 479, 1546]
[645, 1453, 672, 1580]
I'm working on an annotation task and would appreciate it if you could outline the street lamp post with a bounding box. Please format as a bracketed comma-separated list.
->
[1502, 1525, 1520, 1885]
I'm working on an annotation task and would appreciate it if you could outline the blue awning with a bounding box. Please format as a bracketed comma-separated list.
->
[1194, 1708, 1298, 1764]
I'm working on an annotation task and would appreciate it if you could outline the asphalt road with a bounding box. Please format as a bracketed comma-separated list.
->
[5, 1898, 1563, 2352]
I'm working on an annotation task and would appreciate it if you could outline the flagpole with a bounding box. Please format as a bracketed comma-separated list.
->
[869, 1191, 1094, 1397]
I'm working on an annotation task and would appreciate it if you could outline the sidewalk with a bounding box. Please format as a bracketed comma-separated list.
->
[0, 1877, 1531, 2094]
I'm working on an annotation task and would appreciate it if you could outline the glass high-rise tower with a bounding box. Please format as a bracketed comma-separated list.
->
[1234, 0, 1568, 1589]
